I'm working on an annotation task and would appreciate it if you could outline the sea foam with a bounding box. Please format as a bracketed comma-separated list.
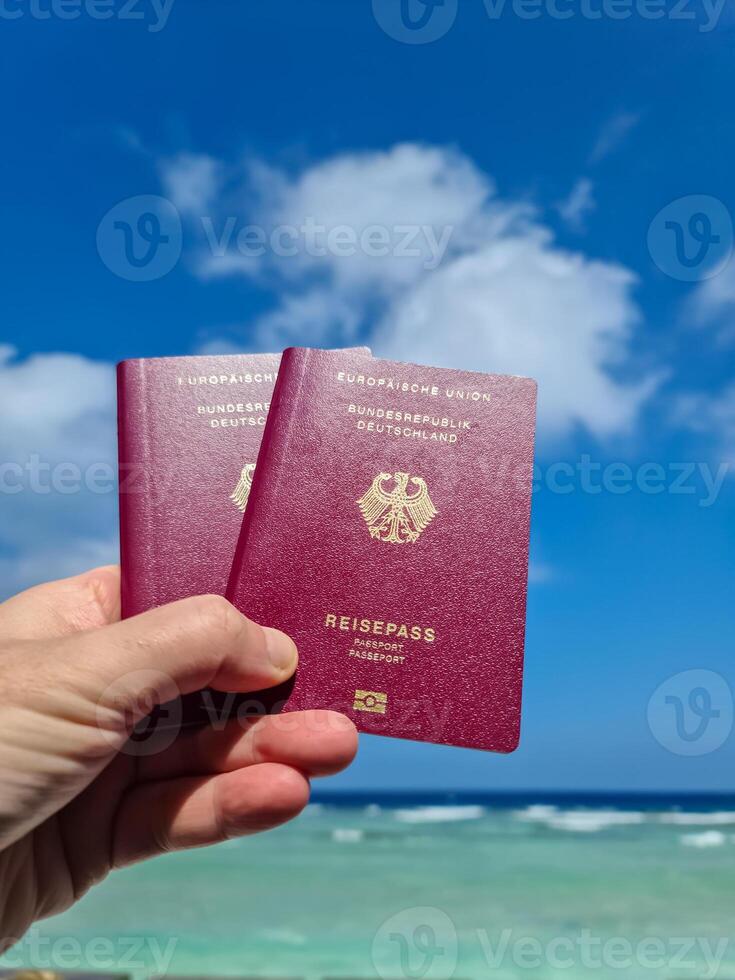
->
[680, 830, 727, 848]
[332, 828, 364, 843]
[515, 806, 645, 833]
[393, 805, 485, 824]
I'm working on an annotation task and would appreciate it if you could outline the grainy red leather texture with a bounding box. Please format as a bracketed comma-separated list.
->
[117, 353, 281, 617]
[228, 347, 537, 752]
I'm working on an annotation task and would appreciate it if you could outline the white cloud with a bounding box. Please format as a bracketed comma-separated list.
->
[589, 111, 640, 165]
[189, 144, 532, 289]
[170, 143, 658, 445]
[686, 258, 735, 345]
[675, 262, 735, 463]
[246, 145, 502, 288]
[675, 383, 735, 464]
[252, 288, 363, 350]
[0, 345, 115, 461]
[159, 152, 221, 216]
[374, 235, 657, 440]
[556, 177, 596, 233]
[0, 347, 117, 598]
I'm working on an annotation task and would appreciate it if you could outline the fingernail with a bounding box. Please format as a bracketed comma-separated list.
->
[263, 626, 298, 673]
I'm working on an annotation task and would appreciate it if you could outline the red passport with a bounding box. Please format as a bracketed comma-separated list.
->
[227, 347, 537, 752]
[117, 352, 282, 617]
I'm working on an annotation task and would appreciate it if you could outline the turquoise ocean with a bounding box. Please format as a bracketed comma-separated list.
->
[6, 793, 735, 980]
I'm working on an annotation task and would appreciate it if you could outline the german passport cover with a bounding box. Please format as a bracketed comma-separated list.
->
[117, 352, 281, 617]
[227, 347, 537, 752]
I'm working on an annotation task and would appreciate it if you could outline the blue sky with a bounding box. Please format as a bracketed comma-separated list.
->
[1, 0, 733, 791]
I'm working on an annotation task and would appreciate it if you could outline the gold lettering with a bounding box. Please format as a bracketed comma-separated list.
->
[322, 612, 435, 646]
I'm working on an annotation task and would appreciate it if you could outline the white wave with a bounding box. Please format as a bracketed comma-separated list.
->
[332, 827, 364, 843]
[546, 811, 646, 833]
[680, 830, 727, 848]
[394, 805, 485, 824]
[303, 803, 324, 816]
[659, 811, 735, 826]
[515, 806, 645, 832]
[516, 808, 646, 833]
[365, 803, 382, 817]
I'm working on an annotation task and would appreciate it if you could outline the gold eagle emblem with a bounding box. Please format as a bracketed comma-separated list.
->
[230, 462, 256, 513]
[357, 472, 438, 544]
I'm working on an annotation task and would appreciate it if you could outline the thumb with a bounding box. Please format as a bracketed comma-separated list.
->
[56, 594, 297, 737]
[0, 595, 298, 851]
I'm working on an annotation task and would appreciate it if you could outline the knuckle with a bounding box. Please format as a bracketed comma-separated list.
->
[64, 571, 119, 632]
[80, 566, 120, 622]
[191, 594, 246, 645]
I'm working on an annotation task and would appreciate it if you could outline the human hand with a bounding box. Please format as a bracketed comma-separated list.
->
[0, 566, 358, 943]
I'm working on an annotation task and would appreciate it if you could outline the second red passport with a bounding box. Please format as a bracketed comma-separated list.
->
[117, 353, 281, 727]
[228, 348, 537, 752]
[117, 352, 281, 616]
